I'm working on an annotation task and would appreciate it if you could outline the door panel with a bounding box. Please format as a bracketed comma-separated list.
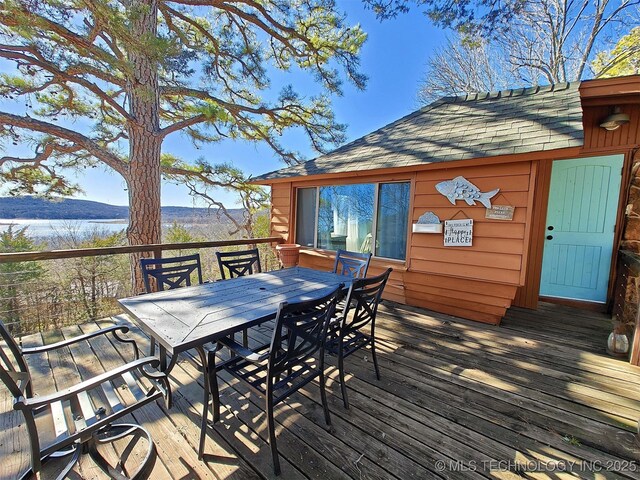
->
[540, 155, 623, 303]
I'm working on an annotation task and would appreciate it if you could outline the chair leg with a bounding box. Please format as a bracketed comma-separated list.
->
[53, 445, 82, 480]
[319, 367, 331, 426]
[20, 444, 80, 480]
[208, 351, 220, 424]
[197, 347, 213, 459]
[266, 393, 281, 475]
[242, 328, 249, 348]
[338, 347, 349, 409]
[90, 424, 156, 480]
[371, 339, 381, 380]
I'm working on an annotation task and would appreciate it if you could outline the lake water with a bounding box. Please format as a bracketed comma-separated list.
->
[0, 219, 128, 238]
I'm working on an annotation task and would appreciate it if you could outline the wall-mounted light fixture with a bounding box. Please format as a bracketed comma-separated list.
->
[600, 106, 630, 131]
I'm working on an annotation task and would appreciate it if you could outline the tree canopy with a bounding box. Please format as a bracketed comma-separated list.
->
[363, 0, 527, 35]
[0, 0, 367, 289]
[417, 0, 639, 103]
[418, 35, 509, 103]
[0, 0, 367, 191]
[0, 0, 368, 290]
[0, 225, 44, 328]
[593, 27, 640, 78]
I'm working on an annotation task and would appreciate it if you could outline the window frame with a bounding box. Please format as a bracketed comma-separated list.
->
[293, 180, 412, 262]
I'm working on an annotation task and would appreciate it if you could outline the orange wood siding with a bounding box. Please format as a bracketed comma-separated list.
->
[297, 249, 406, 304]
[272, 162, 537, 324]
[405, 161, 535, 324]
[270, 182, 292, 242]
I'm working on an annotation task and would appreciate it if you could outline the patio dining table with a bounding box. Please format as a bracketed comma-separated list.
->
[117, 266, 352, 455]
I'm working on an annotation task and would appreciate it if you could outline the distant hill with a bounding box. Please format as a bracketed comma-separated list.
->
[0, 196, 245, 222]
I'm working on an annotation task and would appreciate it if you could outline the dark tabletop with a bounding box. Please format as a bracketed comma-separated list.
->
[118, 267, 351, 353]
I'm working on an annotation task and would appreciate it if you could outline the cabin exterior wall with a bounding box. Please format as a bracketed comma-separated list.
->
[270, 160, 537, 324]
[268, 77, 640, 325]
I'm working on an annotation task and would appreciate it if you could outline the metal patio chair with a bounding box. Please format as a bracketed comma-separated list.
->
[326, 268, 392, 408]
[216, 248, 262, 346]
[202, 285, 343, 475]
[140, 253, 203, 292]
[0, 320, 170, 480]
[332, 249, 372, 279]
[140, 253, 204, 356]
[216, 248, 262, 280]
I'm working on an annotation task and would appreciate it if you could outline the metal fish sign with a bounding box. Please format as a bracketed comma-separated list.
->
[435, 176, 499, 208]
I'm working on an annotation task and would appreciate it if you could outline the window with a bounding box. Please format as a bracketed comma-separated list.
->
[295, 182, 410, 260]
[296, 188, 317, 247]
[376, 182, 410, 260]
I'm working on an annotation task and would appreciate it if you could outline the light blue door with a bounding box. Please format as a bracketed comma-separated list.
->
[540, 155, 623, 303]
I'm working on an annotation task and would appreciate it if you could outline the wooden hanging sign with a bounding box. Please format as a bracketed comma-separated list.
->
[485, 205, 515, 221]
[444, 219, 473, 247]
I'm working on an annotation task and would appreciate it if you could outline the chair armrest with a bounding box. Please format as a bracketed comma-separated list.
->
[218, 337, 270, 363]
[21, 325, 133, 354]
[15, 357, 163, 410]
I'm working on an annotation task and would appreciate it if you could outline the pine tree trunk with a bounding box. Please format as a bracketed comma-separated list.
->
[124, 0, 162, 294]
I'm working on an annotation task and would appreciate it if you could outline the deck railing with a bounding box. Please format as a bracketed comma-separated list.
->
[0, 237, 283, 336]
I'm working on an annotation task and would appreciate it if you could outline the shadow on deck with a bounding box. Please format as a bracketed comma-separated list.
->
[2, 301, 640, 479]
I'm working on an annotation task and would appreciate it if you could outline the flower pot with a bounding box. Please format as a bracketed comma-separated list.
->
[275, 244, 300, 268]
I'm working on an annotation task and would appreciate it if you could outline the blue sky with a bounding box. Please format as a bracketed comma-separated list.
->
[2, 2, 445, 207]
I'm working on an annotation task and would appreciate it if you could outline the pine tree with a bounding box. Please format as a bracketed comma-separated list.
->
[0, 0, 366, 291]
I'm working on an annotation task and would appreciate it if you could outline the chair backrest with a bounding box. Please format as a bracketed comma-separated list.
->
[216, 248, 261, 280]
[341, 268, 392, 335]
[268, 285, 343, 379]
[140, 254, 203, 293]
[332, 249, 372, 279]
[0, 320, 32, 399]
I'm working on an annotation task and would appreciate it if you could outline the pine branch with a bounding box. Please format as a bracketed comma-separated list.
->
[0, 7, 119, 65]
[182, 181, 245, 236]
[159, 114, 208, 137]
[0, 48, 130, 119]
[0, 112, 127, 175]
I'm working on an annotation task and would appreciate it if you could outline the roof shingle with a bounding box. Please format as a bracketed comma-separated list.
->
[254, 82, 584, 181]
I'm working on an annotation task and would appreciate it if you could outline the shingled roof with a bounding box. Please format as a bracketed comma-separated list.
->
[254, 82, 584, 181]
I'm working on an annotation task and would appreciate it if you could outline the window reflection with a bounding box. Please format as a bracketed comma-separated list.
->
[295, 181, 410, 260]
[295, 188, 316, 247]
[376, 182, 410, 260]
[317, 184, 375, 253]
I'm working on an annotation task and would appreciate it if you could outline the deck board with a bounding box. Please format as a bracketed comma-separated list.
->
[2, 301, 640, 479]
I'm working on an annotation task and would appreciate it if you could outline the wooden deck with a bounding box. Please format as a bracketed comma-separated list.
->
[3, 301, 640, 479]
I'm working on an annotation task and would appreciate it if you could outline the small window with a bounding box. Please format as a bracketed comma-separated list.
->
[295, 188, 316, 247]
[295, 181, 410, 260]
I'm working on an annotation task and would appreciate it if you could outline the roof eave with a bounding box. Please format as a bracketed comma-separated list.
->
[252, 146, 585, 185]
[579, 75, 640, 101]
